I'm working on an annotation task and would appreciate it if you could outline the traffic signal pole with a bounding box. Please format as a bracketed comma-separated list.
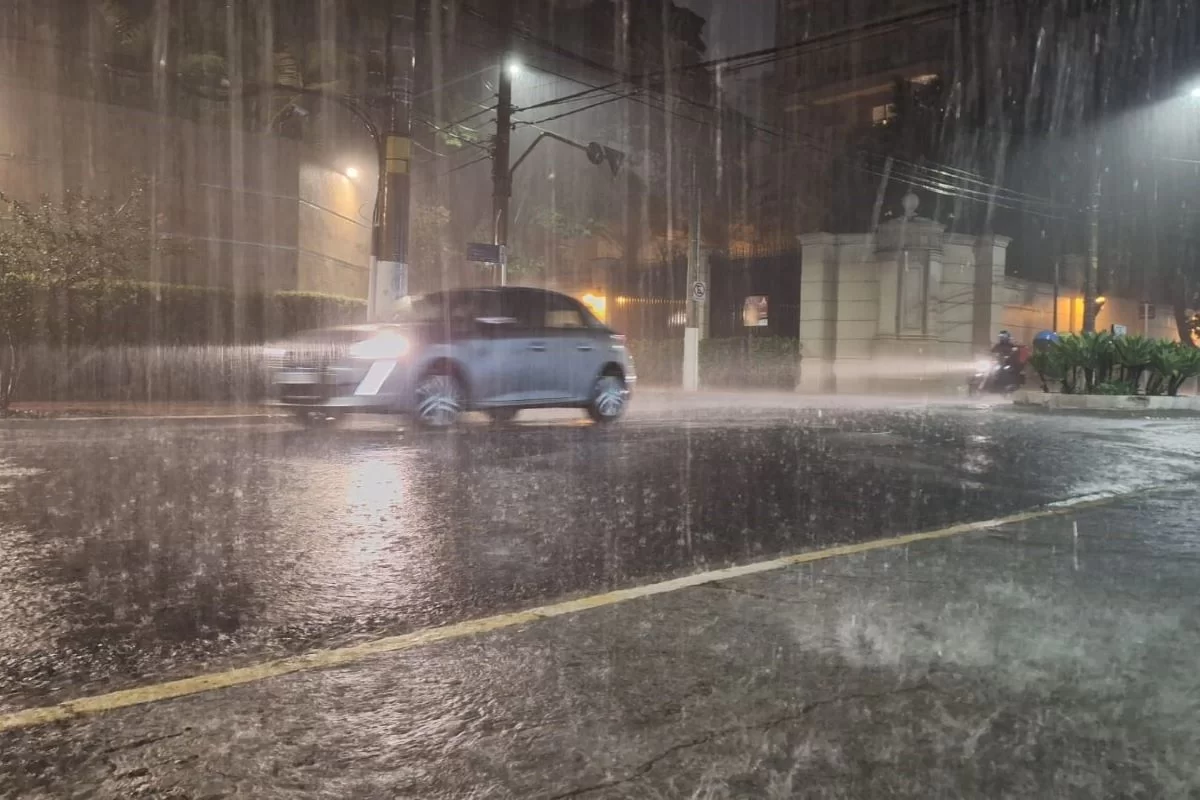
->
[371, 3, 415, 320]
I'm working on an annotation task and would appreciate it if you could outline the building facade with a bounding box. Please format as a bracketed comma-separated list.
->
[0, 21, 373, 298]
[770, 0, 954, 236]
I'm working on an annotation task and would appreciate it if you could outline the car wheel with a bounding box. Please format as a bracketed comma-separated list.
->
[292, 409, 343, 427]
[587, 373, 628, 423]
[414, 369, 464, 428]
[486, 407, 520, 425]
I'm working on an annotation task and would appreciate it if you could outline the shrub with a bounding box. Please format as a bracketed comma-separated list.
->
[1078, 331, 1116, 392]
[0, 279, 365, 411]
[629, 336, 801, 388]
[1028, 349, 1060, 393]
[7, 281, 365, 347]
[1095, 380, 1137, 396]
[700, 337, 800, 388]
[1112, 334, 1155, 390]
[1041, 334, 1197, 397]
[1049, 334, 1087, 394]
[1146, 340, 1200, 397]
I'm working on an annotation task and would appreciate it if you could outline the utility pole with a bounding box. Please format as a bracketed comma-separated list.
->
[370, 1, 415, 320]
[1052, 258, 1060, 332]
[682, 163, 702, 391]
[1083, 165, 1101, 333]
[492, 0, 515, 286]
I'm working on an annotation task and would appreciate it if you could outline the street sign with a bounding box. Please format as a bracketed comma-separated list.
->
[1111, 323, 1128, 336]
[691, 280, 707, 302]
[466, 242, 505, 264]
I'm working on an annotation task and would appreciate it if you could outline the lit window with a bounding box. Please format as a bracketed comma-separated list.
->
[872, 103, 897, 125]
[743, 296, 769, 327]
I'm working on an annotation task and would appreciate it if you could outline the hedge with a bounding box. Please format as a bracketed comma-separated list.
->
[632, 336, 801, 388]
[2, 278, 366, 346]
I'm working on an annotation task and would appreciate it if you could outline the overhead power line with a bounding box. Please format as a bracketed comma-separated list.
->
[459, 0, 1070, 218]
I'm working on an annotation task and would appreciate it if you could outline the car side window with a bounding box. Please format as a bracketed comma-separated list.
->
[544, 294, 587, 329]
[502, 289, 548, 331]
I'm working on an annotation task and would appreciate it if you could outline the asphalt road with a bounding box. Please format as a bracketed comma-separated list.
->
[1, 396, 1198, 720]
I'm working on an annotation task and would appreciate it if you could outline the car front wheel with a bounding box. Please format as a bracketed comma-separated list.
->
[587, 374, 628, 423]
[413, 369, 464, 428]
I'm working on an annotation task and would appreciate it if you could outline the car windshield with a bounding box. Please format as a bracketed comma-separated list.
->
[6, 1, 1200, 797]
[391, 293, 445, 324]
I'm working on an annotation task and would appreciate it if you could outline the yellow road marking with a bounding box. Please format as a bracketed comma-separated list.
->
[0, 487, 1168, 734]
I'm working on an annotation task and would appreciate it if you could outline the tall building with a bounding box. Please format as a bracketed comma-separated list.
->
[769, 0, 954, 234]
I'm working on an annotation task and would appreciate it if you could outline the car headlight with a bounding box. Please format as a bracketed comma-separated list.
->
[349, 333, 410, 360]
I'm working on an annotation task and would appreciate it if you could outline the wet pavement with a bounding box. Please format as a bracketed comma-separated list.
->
[3, 484, 1200, 798]
[1, 397, 1198, 716]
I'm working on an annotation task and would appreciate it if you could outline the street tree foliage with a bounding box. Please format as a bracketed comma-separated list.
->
[0, 184, 165, 411]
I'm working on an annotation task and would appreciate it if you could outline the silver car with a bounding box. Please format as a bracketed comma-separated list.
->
[266, 286, 635, 427]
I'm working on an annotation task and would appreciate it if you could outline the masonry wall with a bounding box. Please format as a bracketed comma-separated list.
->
[999, 280, 1180, 343]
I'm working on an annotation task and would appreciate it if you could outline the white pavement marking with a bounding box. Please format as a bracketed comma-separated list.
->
[0, 481, 1188, 734]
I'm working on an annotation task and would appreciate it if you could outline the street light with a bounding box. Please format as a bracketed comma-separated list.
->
[1189, 86, 1200, 99]
[506, 59, 522, 78]
[344, 166, 360, 180]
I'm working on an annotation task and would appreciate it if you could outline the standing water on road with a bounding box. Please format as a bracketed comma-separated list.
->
[3, 1, 1200, 797]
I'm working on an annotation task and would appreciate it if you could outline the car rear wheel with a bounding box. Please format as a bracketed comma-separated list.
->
[414, 369, 464, 428]
[587, 374, 627, 423]
[486, 407, 520, 425]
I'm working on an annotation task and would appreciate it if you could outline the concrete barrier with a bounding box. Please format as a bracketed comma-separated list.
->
[1013, 390, 1200, 413]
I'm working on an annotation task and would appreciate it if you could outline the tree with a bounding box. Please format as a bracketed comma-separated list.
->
[0, 184, 166, 412]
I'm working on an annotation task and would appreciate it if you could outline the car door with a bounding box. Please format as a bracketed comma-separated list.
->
[493, 288, 558, 403]
[456, 289, 529, 405]
[543, 292, 607, 401]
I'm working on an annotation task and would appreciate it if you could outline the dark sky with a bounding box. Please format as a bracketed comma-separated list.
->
[678, 0, 775, 108]
[678, 0, 776, 58]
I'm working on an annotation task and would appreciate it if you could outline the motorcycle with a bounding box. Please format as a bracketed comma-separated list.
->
[969, 353, 1026, 395]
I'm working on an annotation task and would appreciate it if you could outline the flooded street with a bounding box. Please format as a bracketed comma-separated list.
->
[5, 0, 1200, 794]
[1, 400, 1199, 797]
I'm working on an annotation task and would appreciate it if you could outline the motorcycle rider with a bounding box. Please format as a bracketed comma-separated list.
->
[991, 330, 1021, 368]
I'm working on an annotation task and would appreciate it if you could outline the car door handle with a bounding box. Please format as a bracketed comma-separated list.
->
[528, 343, 546, 352]
[576, 344, 595, 351]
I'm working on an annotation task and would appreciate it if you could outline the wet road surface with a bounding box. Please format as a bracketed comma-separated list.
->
[2, 484, 1199, 798]
[1, 398, 1198, 716]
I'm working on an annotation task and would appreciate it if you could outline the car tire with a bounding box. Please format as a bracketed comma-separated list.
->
[587, 373, 628, 423]
[486, 407, 520, 425]
[414, 368, 465, 428]
[292, 409, 344, 427]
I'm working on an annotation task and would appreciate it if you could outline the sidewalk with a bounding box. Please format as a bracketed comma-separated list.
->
[5, 400, 275, 419]
[3, 487, 1197, 798]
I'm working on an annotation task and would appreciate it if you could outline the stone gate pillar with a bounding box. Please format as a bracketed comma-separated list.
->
[797, 233, 839, 392]
[871, 192, 945, 390]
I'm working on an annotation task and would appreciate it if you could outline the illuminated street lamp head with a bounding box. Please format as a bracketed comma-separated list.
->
[1190, 86, 1200, 99]
[344, 166, 360, 180]
[506, 59, 522, 78]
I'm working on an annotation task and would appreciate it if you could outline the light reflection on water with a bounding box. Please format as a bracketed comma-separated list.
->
[264, 446, 438, 621]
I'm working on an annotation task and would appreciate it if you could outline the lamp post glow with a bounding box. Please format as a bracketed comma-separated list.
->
[1189, 86, 1200, 99]
[506, 60, 522, 78]
[344, 166, 360, 180]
